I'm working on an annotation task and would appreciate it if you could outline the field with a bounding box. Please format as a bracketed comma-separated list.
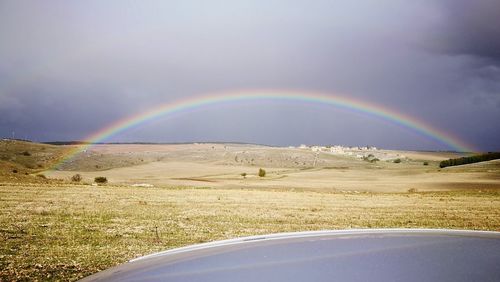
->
[1, 140, 499, 281]
[45, 143, 500, 192]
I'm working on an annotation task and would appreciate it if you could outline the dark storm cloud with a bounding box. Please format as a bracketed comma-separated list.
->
[431, 0, 500, 62]
[423, 0, 500, 116]
[0, 1, 499, 150]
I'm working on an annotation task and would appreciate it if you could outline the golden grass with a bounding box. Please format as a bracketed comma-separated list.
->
[1, 183, 499, 281]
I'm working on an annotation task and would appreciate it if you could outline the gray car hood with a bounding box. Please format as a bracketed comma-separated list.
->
[80, 229, 500, 282]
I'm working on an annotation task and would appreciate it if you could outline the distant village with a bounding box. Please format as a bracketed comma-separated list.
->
[291, 144, 405, 162]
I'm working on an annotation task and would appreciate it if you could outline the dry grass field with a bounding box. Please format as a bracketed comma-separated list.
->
[0, 140, 499, 281]
[45, 143, 500, 192]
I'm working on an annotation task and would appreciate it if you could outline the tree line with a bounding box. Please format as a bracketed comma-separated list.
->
[439, 152, 500, 168]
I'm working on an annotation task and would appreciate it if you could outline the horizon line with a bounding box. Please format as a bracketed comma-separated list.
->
[33, 139, 476, 153]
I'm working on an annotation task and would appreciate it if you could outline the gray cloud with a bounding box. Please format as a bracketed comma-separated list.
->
[430, 0, 500, 61]
[425, 0, 500, 112]
[0, 1, 499, 151]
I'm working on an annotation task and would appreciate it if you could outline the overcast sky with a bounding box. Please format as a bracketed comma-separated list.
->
[1, 0, 499, 151]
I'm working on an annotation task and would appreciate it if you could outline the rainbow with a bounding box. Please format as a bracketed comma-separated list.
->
[50, 89, 476, 169]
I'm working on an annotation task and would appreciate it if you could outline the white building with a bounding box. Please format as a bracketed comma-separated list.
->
[329, 146, 345, 154]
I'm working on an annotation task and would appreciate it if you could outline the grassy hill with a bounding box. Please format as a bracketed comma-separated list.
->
[0, 139, 68, 182]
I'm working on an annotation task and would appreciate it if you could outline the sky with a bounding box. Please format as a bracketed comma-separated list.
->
[0, 0, 499, 151]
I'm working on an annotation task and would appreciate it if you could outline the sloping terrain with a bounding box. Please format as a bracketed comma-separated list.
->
[1, 141, 499, 281]
[1, 141, 498, 192]
[0, 140, 69, 183]
[38, 143, 500, 192]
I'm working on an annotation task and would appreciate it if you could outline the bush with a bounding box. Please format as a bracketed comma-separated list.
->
[423, 162, 429, 166]
[240, 172, 247, 178]
[362, 154, 379, 163]
[12, 169, 18, 173]
[393, 158, 401, 163]
[71, 174, 82, 182]
[22, 151, 31, 156]
[36, 174, 47, 179]
[94, 176, 107, 184]
[258, 168, 266, 177]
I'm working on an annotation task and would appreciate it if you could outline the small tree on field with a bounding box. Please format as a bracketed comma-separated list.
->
[393, 158, 401, 163]
[71, 174, 82, 182]
[258, 168, 266, 177]
[240, 172, 247, 178]
[94, 176, 107, 184]
[363, 154, 379, 163]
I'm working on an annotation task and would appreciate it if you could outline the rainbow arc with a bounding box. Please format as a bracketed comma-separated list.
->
[50, 89, 476, 170]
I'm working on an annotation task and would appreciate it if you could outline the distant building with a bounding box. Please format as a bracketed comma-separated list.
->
[329, 146, 345, 154]
[311, 146, 327, 152]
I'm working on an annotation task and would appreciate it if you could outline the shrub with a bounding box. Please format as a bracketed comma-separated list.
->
[362, 154, 379, 163]
[71, 174, 82, 182]
[258, 168, 266, 177]
[240, 172, 247, 178]
[12, 169, 18, 173]
[393, 158, 401, 163]
[423, 162, 429, 166]
[94, 176, 107, 184]
[22, 151, 31, 156]
[36, 174, 47, 179]
[408, 188, 418, 193]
